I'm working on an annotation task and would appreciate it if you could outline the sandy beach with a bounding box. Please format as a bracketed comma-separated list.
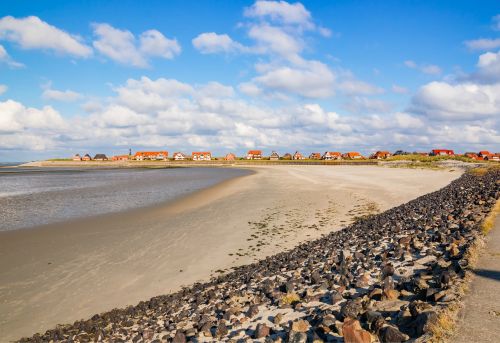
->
[0, 165, 462, 341]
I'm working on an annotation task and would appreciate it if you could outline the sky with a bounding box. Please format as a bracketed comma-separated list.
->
[0, 0, 499, 161]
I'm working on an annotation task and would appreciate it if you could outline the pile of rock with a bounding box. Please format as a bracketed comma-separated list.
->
[20, 170, 499, 343]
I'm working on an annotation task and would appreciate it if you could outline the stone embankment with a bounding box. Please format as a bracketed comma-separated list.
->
[20, 170, 500, 343]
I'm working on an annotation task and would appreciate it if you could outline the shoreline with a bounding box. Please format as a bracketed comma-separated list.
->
[0, 165, 463, 341]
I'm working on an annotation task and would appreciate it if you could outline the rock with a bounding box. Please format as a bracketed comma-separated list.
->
[414, 311, 438, 336]
[382, 264, 395, 278]
[373, 300, 408, 312]
[383, 289, 400, 300]
[342, 318, 372, 343]
[273, 313, 284, 325]
[291, 319, 310, 332]
[341, 300, 364, 319]
[246, 304, 259, 318]
[311, 270, 322, 284]
[254, 323, 270, 338]
[378, 325, 409, 343]
[215, 321, 228, 338]
[172, 331, 186, 343]
[288, 331, 307, 343]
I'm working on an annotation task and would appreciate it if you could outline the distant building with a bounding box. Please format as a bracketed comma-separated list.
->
[282, 153, 292, 160]
[134, 151, 168, 161]
[93, 154, 108, 161]
[431, 149, 454, 156]
[192, 152, 212, 161]
[342, 152, 363, 159]
[82, 154, 92, 161]
[322, 151, 342, 160]
[370, 151, 391, 159]
[173, 152, 188, 161]
[269, 151, 280, 160]
[484, 153, 500, 161]
[393, 150, 409, 156]
[246, 150, 262, 160]
[478, 150, 491, 158]
[224, 153, 236, 161]
[293, 151, 305, 160]
[309, 152, 321, 160]
[72, 154, 82, 161]
[112, 155, 129, 161]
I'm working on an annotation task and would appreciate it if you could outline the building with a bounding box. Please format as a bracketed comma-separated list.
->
[322, 151, 342, 160]
[246, 150, 262, 160]
[484, 153, 500, 161]
[112, 155, 129, 161]
[431, 149, 454, 156]
[173, 152, 188, 161]
[478, 150, 491, 158]
[72, 154, 82, 161]
[224, 153, 236, 161]
[342, 152, 363, 159]
[93, 154, 108, 161]
[293, 151, 305, 160]
[309, 152, 321, 160]
[269, 151, 280, 160]
[134, 151, 168, 161]
[282, 153, 292, 160]
[464, 152, 480, 160]
[371, 151, 391, 159]
[192, 152, 212, 161]
[82, 154, 92, 161]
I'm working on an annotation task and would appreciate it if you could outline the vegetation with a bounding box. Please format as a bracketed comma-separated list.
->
[386, 154, 482, 163]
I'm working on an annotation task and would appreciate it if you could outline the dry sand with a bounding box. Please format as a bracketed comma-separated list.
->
[0, 165, 462, 341]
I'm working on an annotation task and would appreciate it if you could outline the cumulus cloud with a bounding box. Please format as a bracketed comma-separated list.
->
[464, 38, 500, 51]
[192, 32, 245, 54]
[42, 85, 83, 102]
[0, 16, 92, 57]
[471, 50, 500, 83]
[343, 97, 393, 114]
[92, 23, 180, 67]
[244, 0, 314, 30]
[0, 44, 24, 68]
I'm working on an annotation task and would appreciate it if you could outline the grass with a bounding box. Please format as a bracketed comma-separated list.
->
[279, 292, 301, 305]
[481, 199, 500, 235]
[386, 154, 482, 163]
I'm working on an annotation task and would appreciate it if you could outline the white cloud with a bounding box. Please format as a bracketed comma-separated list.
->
[252, 59, 335, 98]
[404, 60, 417, 68]
[192, 32, 245, 54]
[92, 23, 180, 67]
[404, 60, 441, 75]
[472, 50, 500, 83]
[412, 81, 500, 120]
[337, 79, 384, 95]
[0, 16, 92, 57]
[248, 23, 303, 59]
[42, 87, 83, 102]
[464, 38, 500, 51]
[0, 84, 7, 95]
[0, 44, 24, 68]
[343, 97, 392, 114]
[244, 0, 314, 30]
[139, 29, 181, 59]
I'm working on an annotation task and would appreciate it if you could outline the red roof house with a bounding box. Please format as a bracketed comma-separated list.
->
[370, 151, 391, 159]
[431, 149, 454, 156]
[246, 150, 262, 160]
[224, 153, 236, 161]
[322, 152, 342, 160]
[293, 151, 305, 160]
[342, 152, 363, 159]
[134, 151, 168, 161]
[112, 155, 129, 161]
[309, 152, 321, 160]
[192, 152, 212, 161]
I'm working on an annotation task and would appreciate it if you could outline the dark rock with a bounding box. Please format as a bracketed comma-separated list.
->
[378, 325, 409, 342]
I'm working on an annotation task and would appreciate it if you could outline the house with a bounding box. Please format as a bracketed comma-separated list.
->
[72, 154, 82, 161]
[484, 153, 500, 161]
[309, 152, 321, 160]
[322, 151, 342, 160]
[112, 155, 129, 161]
[282, 153, 292, 160]
[269, 151, 280, 160]
[93, 154, 108, 161]
[342, 152, 363, 159]
[173, 152, 188, 161]
[393, 150, 409, 156]
[224, 153, 236, 161]
[82, 154, 92, 161]
[293, 151, 305, 160]
[464, 152, 480, 160]
[478, 150, 492, 158]
[431, 149, 454, 156]
[134, 151, 168, 161]
[192, 152, 212, 161]
[371, 151, 391, 159]
[246, 150, 262, 160]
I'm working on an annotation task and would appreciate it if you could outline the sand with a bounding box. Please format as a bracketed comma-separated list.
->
[0, 165, 462, 341]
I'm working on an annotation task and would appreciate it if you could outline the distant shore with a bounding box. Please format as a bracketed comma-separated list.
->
[0, 165, 462, 341]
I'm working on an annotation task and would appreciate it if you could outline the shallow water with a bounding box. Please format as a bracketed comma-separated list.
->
[0, 167, 251, 231]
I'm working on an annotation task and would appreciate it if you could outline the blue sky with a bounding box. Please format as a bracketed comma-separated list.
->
[0, 0, 499, 161]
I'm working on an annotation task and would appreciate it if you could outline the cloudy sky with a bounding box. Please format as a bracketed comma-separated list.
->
[0, 0, 499, 161]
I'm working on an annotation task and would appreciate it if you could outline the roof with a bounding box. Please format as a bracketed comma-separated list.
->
[173, 152, 187, 156]
[192, 151, 211, 155]
[247, 150, 262, 155]
[135, 151, 168, 156]
[345, 152, 361, 157]
[325, 151, 341, 156]
[376, 151, 391, 155]
[94, 154, 107, 158]
[479, 150, 491, 155]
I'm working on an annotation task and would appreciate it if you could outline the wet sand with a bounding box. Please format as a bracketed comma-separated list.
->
[0, 165, 462, 341]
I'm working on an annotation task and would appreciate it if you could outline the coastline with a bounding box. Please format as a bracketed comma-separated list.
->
[0, 165, 462, 341]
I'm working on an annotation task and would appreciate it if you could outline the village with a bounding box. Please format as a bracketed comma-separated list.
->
[71, 149, 500, 162]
